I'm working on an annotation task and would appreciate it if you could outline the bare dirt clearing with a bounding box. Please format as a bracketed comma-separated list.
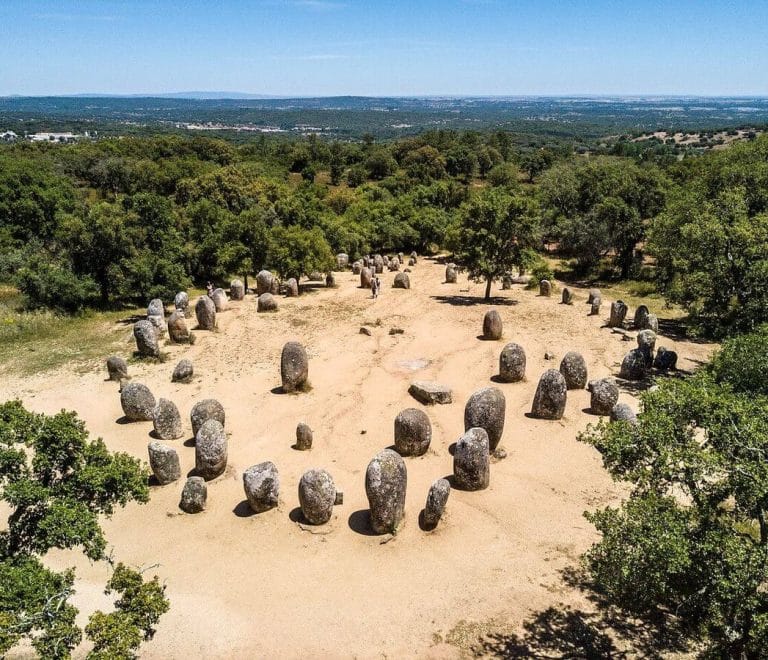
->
[0, 259, 715, 658]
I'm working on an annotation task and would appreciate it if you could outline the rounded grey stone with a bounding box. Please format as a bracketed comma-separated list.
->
[147, 298, 165, 318]
[588, 378, 619, 415]
[389, 259, 400, 272]
[394, 408, 432, 456]
[610, 403, 637, 424]
[325, 272, 335, 287]
[337, 253, 349, 268]
[120, 382, 156, 421]
[445, 265, 457, 283]
[393, 272, 410, 289]
[653, 347, 678, 371]
[190, 398, 225, 437]
[620, 348, 647, 380]
[195, 295, 216, 330]
[298, 468, 336, 525]
[539, 279, 552, 296]
[637, 329, 657, 367]
[174, 291, 189, 312]
[587, 288, 601, 304]
[360, 267, 373, 289]
[230, 279, 245, 300]
[133, 320, 159, 358]
[167, 310, 191, 344]
[423, 478, 450, 529]
[285, 278, 299, 297]
[482, 309, 502, 340]
[609, 300, 628, 328]
[257, 292, 278, 312]
[453, 427, 490, 491]
[408, 256, 416, 267]
[172, 359, 194, 383]
[211, 287, 228, 312]
[464, 387, 506, 451]
[352, 261, 362, 275]
[296, 422, 313, 450]
[633, 305, 650, 329]
[499, 342, 526, 382]
[281, 341, 308, 392]
[243, 461, 280, 513]
[365, 449, 407, 534]
[195, 419, 227, 481]
[153, 398, 183, 440]
[256, 270, 274, 295]
[148, 441, 181, 485]
[147, 313, 167, 337]
[107, 356, 128, 381]
[179, 476, 206, 513]
[590, 299, 602, 316]
[559, 351, 588, 390]
[561, 287, 574, 304]
[531, 369, 567, 420]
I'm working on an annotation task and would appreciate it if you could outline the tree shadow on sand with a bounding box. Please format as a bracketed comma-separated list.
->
[431, 295, 518, 307]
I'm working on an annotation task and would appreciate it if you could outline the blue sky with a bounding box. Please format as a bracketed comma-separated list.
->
[1, 0, 766, 96]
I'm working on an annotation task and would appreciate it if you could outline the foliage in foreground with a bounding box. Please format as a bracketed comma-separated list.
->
[579, 333, 768, 658]
[0, 401, 169, 659]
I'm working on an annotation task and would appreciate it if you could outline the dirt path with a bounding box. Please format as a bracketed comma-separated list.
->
[1, 259, 715, 659]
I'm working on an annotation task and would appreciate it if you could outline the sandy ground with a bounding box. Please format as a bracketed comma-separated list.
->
[1, 259, 715, 659]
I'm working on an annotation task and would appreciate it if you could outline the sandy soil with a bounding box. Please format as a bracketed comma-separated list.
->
[1, 259, 715, 659]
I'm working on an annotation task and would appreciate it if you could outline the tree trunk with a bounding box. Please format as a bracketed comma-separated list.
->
[243, 274, 249, 291]
[484, 277, 492, 300]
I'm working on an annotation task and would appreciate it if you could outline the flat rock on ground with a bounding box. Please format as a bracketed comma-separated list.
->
[408, 380, 453, 404]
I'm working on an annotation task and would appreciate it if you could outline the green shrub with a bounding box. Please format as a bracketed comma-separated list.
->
[709, 325, 768, 395]
[15, 258, 98, 312]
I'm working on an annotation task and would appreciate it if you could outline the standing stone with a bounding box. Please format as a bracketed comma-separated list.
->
[106, 356, 128, 381]
[410, 251, 418, 263]
[423, 478, 450, 529]
[352, 261, 362, 275]
[190, 399, 225, 437]
[195, 419, 227, 480]
[285, 278, 299, 297]
[590, 298, 602, 316]
[530, 369, 567, 420]
[195, 296, 216, 330]
[179, 476, 207, 513]
[408, 257, 416, 267]
[211, 288, 228, 312]
[464, 387, 506, 451]
[257, 293, 278, 312]
[482, 310, 503, 340]
[152, 398, 183, 440]
[298, 468, 336, 525]
[453, 428, 490, 491]
[325, 272, 336, 287]
[167, 310, 192, 344]
[561, 288, 574, 304]
[394, 408, 432, 456]
[147, 442, 181, 485]
[634, 305, 650, 329]
[243, 462, 280, 513]
[147, 313, 167, 337]
[337, 253, 349, 269]
[559, 351, 588, 390]
[174, 291, 189, 314]
[388, 259, 400, 272]
[296, 422, 313, 450]
[230, 279, 245, 300]
[270, 278, 280, 295]
[133, 320, 159, 358]
[445, 264, 457, 283]
[609, 300, 628, 328]
[172, 359, 194, 383]
[360, 267, 373, 289]
[365, 449, 407, 534]
[653, 347, 678, 371]
[620, 349, 647, 381]
[120, 382, 156, 421]
[539, 279, 552, 297]
[587, 288, 601, 304]
[256, 270, 274, 295]
[588, 378, 619, 415]
[393, 272, 410, 289]
[362, 256, 371, 268]
[501, 274, 512, 290]
[645, 313, 659, 333]
[637, 329, 657, 367]
[281, 341, 309, 392]
[610, 403, 637, 424]
[498, 343, 526, 382]
[147, 298, 165, 318]
[398, 252, 404, 264]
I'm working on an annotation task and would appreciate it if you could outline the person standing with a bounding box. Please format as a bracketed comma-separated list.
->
[371, 278, 377, 299]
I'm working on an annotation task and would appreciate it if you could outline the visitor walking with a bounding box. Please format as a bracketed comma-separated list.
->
[371, 278, 377, 299]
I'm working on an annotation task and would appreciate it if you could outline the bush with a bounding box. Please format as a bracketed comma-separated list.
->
[709, 325, 768, 395]
[15, 258, 98, 312]
[526, 256, 556, 289]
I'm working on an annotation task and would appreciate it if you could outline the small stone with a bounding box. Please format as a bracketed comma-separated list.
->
[498, 343, 526, 382]
[423, 478, 450, 529]
[211, 287, 228, 312]
[325, 272, 336, 287]
[334, 491, 344, 505]
[148, 442, 181, 485]
[107, 356, 128, 381]
[285, 278, 299, 297]
[530, 369, 567, 420]
[195, 419, 227, 481]
[359, 327, 372, 336]
[609, 300, 628, 328]
[394, 408, 432, 456]
[365, 449, 407, 534]
[610, 403, 637, 424]
[620, 348, 647, 381]
[167, 310, 192, 344]
[393, 272, 410, 289]
[482, 309, 502, 340]
[230, 279, 245, 300]
[408, 381, 453, 405]
[539, 279, 552, 296]
[559, 351, 588, 390]
[120, 382, 156, 421]
[653, 347, 678, 371]
[256, 270, 274, 295]
[172, 359, 194, 383]
[243, 462, 280, 513]
[590, 299, 602, 316]
[544, 351, 555, 361]
[179, 476, 207, 513]
[453, 428, 490, 491]
[295, 422, 313, 450]
[195, 296, 216, 330]
[190, 399, 225, 437]
[561, 287, 574, 304]
[588, 378, 619, 415]
[257, 292, 279, 312]
[445, 265, 457, 283]
[152, 398, 183, 440]
[281, 341, 309, 392]
[299, 468, 336, 525]
[464, 387, 506, 451]
[389, 327, 404, 335]
[133, 320, 159, 358]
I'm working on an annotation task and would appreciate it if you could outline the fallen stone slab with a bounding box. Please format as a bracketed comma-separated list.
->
[408, 381, 453, 405]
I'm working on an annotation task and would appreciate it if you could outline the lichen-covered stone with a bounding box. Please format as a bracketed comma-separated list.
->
[230, 279, 245, 300]
[559, 351, 588, 390]
[393, 272, 410, 289]
[365, 449, 407, 534]
[174, 291, 189, 313]
[256, 270, 274, 295]
[482, 309, 502, 340]
[530, 369, 567, 420]
[257, 292, 278, 312]
[285, 278, 299, 297]
[179, 476, 206, 513]
[152, 398, 183, 440]
[610, 403, 637, 424]
[464, 387, 506, 451]
[296, 422, 313, 450]
[645, 313, 659, 333]
[498, 343, 526, 383]
[243, 461, 280, 513]
[394, 408, 432, 456]
[588, 378, 619, 415]
[133, 320, 159, 358]
[167, 310, 191, 344]
[190, 398, 225, 437]
[633, 305, 650, 329]
[298, 468, 336, 525]
[195, 295, 216, 330]
[653, 347, 678, 371]
[453, 428, 490, 491]
[147, 298, 165, 318]
[637, 329, 657, 367]
[561, 288, 574, 304]
[172, 359, 194, 383]
[148, 442, 181, 485]
[147, 313, 167, 337]
[609, 300, 628, 328]
[195, 419, 227, 480]
[120, 382, 156, 421]
[408, 381, 453, 405]
[423, 478, 450, 529]
[360, 267, 373, 289]
[539, 279, 552, 296]
[211, 287, 228, 312]
[107, 356, 128, 381]
[281, 341, 308, 392]
[620, 348, 647, 380]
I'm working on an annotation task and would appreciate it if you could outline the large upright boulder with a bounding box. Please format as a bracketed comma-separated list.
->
[147, 298, 164, 318]
[211, 287, 228, 312]
[281, 341, 308, 392]
[464, 387, 506, 451]
[482, 310, 502, 340]
[445, 264, 457, 283]
[393, 272, 410, 289]
[230, 279, 245, 300]
[147, 442, 181, 485]
[152, 398, 183, 440]
[167, 310, 192, 344]
[195, 296, 216, 330]
[498, 343, 526, 382]
[172, 359, 194, 383]
[106, 356, 128, 381]
[609, 300, 628, 328]
[637, 329, 657, 367]
[285, 278, 299, 297]
[174, 291, 189, 315]
[453, 428, 490, 491]
[587, 288, 601, 304]
[133, 320, 159, 358]
[561, 288, 574, 305]
[619, 349, 647, 381]
[256, 270, 274, 295]
[120, 382, 156, 421]
[588, 378, 619, 415]
[365, 449, 407, 534]
[190, 399, 225, 437]
[298, 468, 336, 525]
[559, 351, 588, 389]
[530, 369, 567, 420]
[257, 293, 278, 312]
[633, 305, 650, 329]
[394, 408, 432, 456]
[195, 419, 227, 480]
[243, 462, 280, 513]
[337, 253, 349, 269]
[539, 279, 552, 297]
[653, 347, 678, 371]
[179, 476, 207, 513]
[360, 267, 373, 289]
